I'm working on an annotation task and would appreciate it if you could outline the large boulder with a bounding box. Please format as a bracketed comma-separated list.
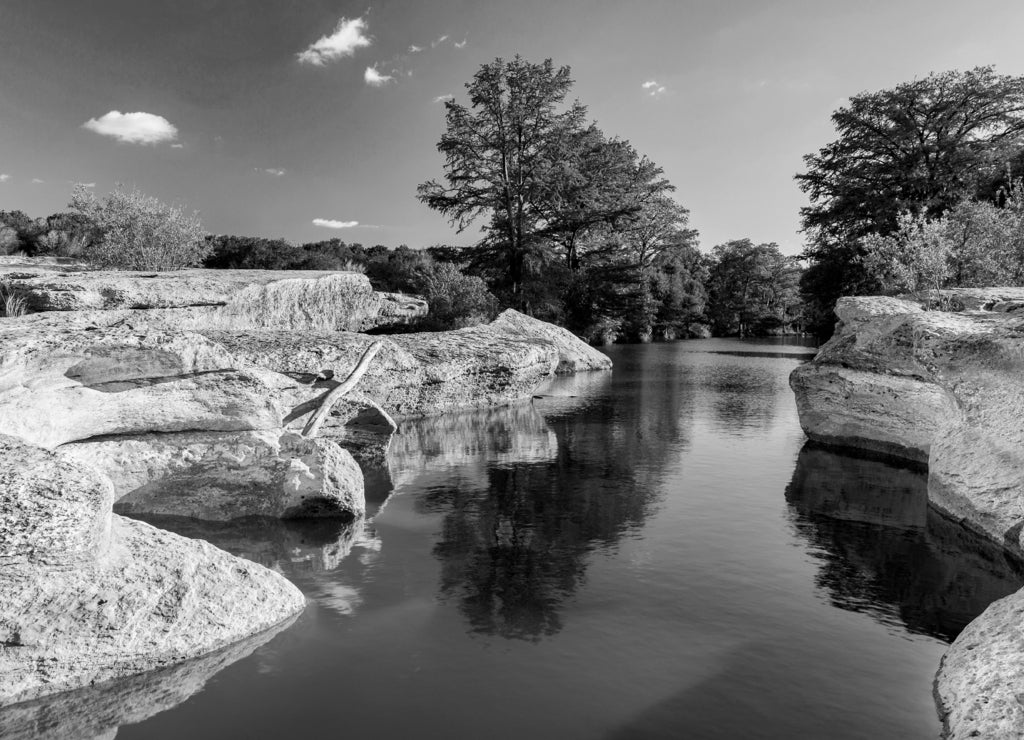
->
[58, 430, 365, 520]
[936, 590, 1024, 740]
[0, 268, 427, 332]
[789, 291, 1024, 738]
[0, 435, 305, 706]
[489, 309, 612, 373]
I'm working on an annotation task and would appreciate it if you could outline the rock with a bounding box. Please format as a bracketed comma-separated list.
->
[0, 268, 427, 332]
[206, 320, 562, 419]
[789, 292, 1024, 738]
[489, 309, 612, 373]
[58, 430, 365, 520]
[282, 389, 397, 462]
[0, 617, 295, 740]
[0, 435, 305, 706]
[936, 589, 1024, 739]
[0, 323, 291, 449]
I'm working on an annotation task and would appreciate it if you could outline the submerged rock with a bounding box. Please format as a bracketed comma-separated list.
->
[0, 435, 305, 706]
[0, 268, 427, 332]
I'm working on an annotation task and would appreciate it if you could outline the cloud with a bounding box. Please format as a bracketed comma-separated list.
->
[31, 178, 44, 184]
[454, 39, 467, 49]
[78, 182, 96, 188]
[431, 34, 449, 48]
[364, 65, 394, 87]
[409, 44, 423, 53]
[642, 80, 667, 97]
[262, 168, 286, 176]
[297, 17, 371, 66]
[433, 94, 454, 103]
[170, 143, 184, 149]
[82, 111, 178, 144]
[313, 218, 360, 229]
[0, 174, 9, 182]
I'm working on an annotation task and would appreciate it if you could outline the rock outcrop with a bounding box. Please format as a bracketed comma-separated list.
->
[0, 322, 367, 519]
[0, 435, 306, 706]
[789, 290, 1024, 739]
[206, 311, 578, 418]
[0, 268, 427, 332]
[489, 309, 613, 373]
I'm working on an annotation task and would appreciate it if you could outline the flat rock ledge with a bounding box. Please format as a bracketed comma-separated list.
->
[788, 290, 1024, 739]
[0, 435, 306, 707]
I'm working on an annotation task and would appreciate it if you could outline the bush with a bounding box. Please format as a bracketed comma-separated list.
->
[413, 262, 497, 329]
[69, 184, 209, 270]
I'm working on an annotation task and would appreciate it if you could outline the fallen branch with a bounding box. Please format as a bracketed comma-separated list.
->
[302, 340, 384, 439]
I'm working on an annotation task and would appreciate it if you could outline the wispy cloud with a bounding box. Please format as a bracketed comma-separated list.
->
[431, 34, 449, 48]
[454, 39, 467, 49]
[170, 143, 184, 149]
[364, 65, 394, 87]
[0, 174, 9, 182]
[433, 94, 454, 103]
[642, 80, 667, 97]
[31, 178, 44, 184]
[82, 111, 178, 144]
[260, 168, 286, 177]
[409, 44, 423, 53]
[297, 17, 371, 66]
[313, 218, 360, 229]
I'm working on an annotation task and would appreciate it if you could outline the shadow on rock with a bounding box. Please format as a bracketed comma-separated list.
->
[0, 615, 295, 740]
[786, 442, 1024, 641]
[126, 514, 372, 575]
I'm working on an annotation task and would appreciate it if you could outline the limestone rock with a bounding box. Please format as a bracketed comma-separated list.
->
[0, 436, 305, 706]
[0, 617, 295, 740]
[936, 589, 1024, 739]
[0, 268, 427, 332]
[58, 430, 365, 520]
[489, 309, 612, 373]
[283, 389, 398, 462]
[207, 320, 562, 419]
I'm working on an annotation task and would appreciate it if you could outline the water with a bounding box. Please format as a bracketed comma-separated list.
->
[8, 339, 1024, 739]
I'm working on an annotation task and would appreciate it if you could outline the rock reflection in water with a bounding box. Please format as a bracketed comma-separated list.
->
[127, 515, 374, 575]
[0, 616, 295, 740]
[787, 443, 1024, 640]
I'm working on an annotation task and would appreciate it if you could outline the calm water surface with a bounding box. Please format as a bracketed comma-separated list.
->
[15, 339, 1024, 739]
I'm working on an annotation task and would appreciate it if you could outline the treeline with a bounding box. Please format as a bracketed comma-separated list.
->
[797, 66, 1024, 335]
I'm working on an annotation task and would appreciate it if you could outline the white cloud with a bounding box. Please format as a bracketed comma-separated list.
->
[364, 65, 394, 87]
[313, 218, 360, 229]
[0, 174, 9, 182]
[78, 182, 96, 188]
[263, 168, 286, 176]
[409, 44, 423, 53]
[433, 94, 454, 103]
[642, 80, 667, 97]
[31, 178, 44, 184]
[431, 34, 449, 48]
[82, 111, 178, 144]
[170, 143, 184, 149]
[297, 17, 371, 66]
[454, 39, 467, 49]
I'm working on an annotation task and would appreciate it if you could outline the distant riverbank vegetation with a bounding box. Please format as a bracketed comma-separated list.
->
[29, 59, 1024, 341]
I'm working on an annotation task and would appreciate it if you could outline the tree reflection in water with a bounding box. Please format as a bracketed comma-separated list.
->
[786, 443, 1024, 641]
[408, 352, 696, 641]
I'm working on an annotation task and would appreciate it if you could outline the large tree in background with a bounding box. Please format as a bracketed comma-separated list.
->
[706, 240, 803, 336]
[417, 56, 587, 309]
[796, 66, 1024, 334]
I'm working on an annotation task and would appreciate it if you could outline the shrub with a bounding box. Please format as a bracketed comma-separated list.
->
[414, 262, 498, 329]
[69, 184, 209, 270]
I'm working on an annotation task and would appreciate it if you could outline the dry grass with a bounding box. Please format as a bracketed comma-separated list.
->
[0, 287, 27, 317]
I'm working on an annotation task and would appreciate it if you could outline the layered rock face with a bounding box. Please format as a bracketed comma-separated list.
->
[789, 290, 1024, 739]
[207, 309, 584, 419]
[0, 267, 427, 332]
[0, 435, 305, 706]
[0, 322, 365, 519]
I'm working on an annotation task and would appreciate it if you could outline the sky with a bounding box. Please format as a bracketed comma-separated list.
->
[3, 0, 1024, 256]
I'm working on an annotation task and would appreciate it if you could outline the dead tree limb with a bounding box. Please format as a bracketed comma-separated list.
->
[302, 340, 384, 439]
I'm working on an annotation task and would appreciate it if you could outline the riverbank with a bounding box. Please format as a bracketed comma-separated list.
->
[790, 288, 1024, 739]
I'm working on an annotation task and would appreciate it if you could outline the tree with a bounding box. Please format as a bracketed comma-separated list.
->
[417, 56, 587, 309]
[69, 184, 208, 270]
[796, 67, 1024, 333]
[706, 240, 803, 336]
